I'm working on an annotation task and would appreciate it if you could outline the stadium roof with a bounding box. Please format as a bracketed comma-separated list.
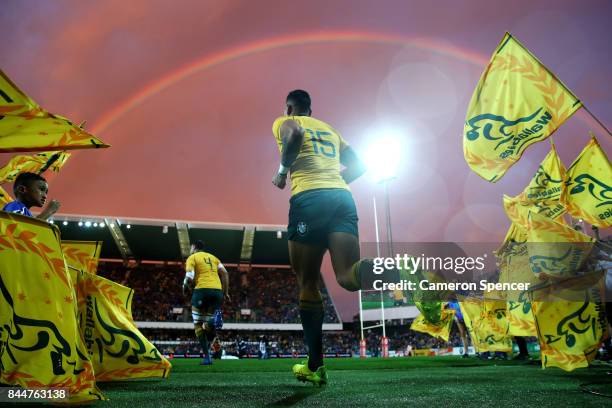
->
[53, 213, 290, 265]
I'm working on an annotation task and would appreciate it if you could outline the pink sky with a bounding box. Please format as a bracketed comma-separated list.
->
[1, 0, 610, 320]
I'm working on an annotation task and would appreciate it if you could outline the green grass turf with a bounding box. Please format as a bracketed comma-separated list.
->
[362, 300, 396, 309]
[96, 357, 612, 407]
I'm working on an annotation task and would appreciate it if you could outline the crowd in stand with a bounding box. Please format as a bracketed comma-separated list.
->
[97, 262, 340, 324]
[142, 329, 354, 356]
[141, 323, 469, 357]
[96, 262, 540, 359]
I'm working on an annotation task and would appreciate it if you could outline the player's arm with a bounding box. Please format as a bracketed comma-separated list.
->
[183, 256, 195, 295]
[218, 263, 230, 301]
[340, 146, 366, 184]
[182, 271, 194, 295]
[272, 119, 305, 189]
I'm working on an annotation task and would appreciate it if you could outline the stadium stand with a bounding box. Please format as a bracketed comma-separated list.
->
[97, 261, 340, 324]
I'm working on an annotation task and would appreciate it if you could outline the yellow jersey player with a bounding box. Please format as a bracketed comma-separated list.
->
[272, 90, 368, 385]
[183, 240, 230, 365]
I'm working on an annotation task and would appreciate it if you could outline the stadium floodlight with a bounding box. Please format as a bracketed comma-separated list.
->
[49, 219, 54, 224]
[126, 224, 131, 229]
[63, 221, 68, 226]
[78, 221, 83, 227]
[364, 134, 402, 183]
[93, 222, 98, 227]
[99, 222, 105, 228]
[359, 133, 404, 351]
[85, 221, 91, 227]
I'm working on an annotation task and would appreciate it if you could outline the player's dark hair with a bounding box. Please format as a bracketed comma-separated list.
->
[286, 89, 311, 114]
[193, 240, 205, 251]
[14, 172, 46, 194]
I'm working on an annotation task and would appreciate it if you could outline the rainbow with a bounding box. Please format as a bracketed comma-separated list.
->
[91, 30, 490, 134]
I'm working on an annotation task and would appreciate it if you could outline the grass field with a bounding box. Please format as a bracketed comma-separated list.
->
[95, 357, 612, 407]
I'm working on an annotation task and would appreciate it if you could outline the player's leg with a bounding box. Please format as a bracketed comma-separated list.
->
[513, 336, 529, 360]
[328, 231, 361, 291]
[200, 289, 224, 364]
[327, 190, 395, 291]
[455, 317, 469, 357]
[191, 289, 209, 361]
[289, 240, 327, 373]
[325, 189, 366, 291]
[287, 189, 333, 384]
[328, 234, 401, 291]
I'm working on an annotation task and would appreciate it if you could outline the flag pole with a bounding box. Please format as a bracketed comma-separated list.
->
[582, 104, 611, 137]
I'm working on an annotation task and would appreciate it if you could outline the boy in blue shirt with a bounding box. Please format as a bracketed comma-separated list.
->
[2, 172, 61, 221]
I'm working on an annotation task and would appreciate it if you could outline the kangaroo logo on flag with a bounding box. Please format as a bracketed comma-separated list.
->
[465, 108, 541, 143]
[529, 248, 573, 276]
[567, 174, 611, 208]
[527, 166, 563, 200]
[532, 288, 606, 371]
[508, 293, 532, 315]
[560, 137, 612, 227]
[543, 298, 593, 348]
[465, 108, 553, 159]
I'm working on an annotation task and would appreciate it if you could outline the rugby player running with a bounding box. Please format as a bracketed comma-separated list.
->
[183, 240, 230, 365]
[272, 90, 369, 385]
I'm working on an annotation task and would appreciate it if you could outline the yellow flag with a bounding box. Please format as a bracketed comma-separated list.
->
[496, 222, 527, 260]
[0, 212, 104, 403]
[464, 33, 582, 181]
[0, 151, 71, 183]
[503, 195, 531, 228]
[0, 184, 12, 206]
[480, 300, 512, 352]
[503, 194, 566, 230]
[0, 70, 110, 152]
[527, 211, 594, 279]
[531, 286, 607, 371]
[502, 222, 527, 245]
[459, 298, 512, 352]
[560, 136, 612, 227]
[515, 144, 567, 218]
[518, 145, 566, 204]
[503, 146, 568, 228]
[410, 302, 455, 341]
[459, 299, 486, 352]
[72, 270, 172, 381]
[507, 296, 537, 337]
[62, 240, 102, 275]
[496, 241, 538, 336]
